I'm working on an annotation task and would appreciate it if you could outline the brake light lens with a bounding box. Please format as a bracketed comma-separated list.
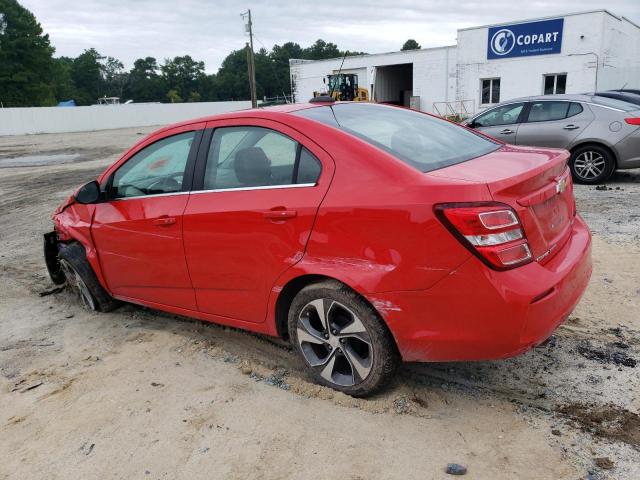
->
[625, 118, 640, 125]
[434, 203, 533, 270]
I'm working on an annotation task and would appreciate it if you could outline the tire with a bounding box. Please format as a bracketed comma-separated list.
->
[569, 144, 615, 185]
[288, 280, 400, 397]
[58, 242, 120, 312]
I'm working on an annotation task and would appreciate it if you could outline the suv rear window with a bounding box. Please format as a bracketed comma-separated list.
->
[294, 103, 499, 172]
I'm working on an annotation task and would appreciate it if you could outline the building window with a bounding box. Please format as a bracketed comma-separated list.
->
[543, 74, 567, 95]
[481, 78, 500, 105]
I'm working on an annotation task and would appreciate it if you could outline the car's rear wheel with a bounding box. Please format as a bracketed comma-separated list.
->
[288, 280, 400, 397]
[58, 243, 120, 312]
[569, 145, 615, 184]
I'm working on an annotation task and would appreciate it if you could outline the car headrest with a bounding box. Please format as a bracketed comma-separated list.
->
[234, 147, 272, 187]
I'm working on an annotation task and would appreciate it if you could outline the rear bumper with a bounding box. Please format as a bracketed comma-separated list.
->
[614, 131, 640, 169]
[368, 215, 592, 362]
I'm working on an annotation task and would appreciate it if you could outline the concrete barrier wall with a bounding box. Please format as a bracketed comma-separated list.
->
[0, 101, 252, 136]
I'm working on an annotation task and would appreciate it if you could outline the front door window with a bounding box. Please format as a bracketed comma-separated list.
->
[111, 131, 195, 198]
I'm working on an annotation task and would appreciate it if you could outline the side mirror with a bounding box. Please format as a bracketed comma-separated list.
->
[466, 120, 477, 128]
[75, 180, 101, 204]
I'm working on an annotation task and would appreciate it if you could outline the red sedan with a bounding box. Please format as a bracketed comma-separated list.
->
[45, 101, 592, 396]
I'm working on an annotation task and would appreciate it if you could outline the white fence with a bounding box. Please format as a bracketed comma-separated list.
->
[0, 101, 252, 136]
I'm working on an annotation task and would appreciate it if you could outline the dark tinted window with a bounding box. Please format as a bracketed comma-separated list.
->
[526, 101, 578, 122]
[474, 103, 525, 127]
[567, 102, 583, 118]
[297, 148, 322, 184]
[294, 103, 499, 173]
[203, 126, 320, 190]
[112, 131, 194, 198]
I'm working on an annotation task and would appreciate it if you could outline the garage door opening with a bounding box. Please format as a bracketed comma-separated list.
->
[374, 63, 413, 107]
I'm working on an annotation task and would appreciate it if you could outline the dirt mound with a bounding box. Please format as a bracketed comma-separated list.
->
[557, 403, 640, 449]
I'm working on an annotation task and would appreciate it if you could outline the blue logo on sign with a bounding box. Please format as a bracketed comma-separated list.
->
[487, 18, 564, 59]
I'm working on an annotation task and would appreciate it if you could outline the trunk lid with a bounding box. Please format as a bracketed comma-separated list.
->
[428, 145, 575, 264]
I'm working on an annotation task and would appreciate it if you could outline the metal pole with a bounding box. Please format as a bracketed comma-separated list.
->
[247, 9, 257, 108]
[569, 52, 599, 91]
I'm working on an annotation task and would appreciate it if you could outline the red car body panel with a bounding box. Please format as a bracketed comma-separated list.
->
[52, 103, 592, 362]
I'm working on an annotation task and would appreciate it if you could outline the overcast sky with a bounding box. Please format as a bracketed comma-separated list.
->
[20, 0, 640, 73]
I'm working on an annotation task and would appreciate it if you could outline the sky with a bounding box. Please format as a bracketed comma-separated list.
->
[19, 0, 640, 73]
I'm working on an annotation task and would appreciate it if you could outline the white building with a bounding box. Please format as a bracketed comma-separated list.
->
[289, 10, 640, 116]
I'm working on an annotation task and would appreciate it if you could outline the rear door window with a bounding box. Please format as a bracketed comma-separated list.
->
[203, 126, 321, 190]
[294, 103, 499, 173]
[526, 101, 573, 122]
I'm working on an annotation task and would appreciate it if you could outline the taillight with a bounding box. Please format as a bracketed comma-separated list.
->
[434, 203, 533, 270]
[625, 118, 640, 125]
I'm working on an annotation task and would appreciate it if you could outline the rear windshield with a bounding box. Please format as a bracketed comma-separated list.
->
[293, 103, 500, 172]
[589, 96, 638, 112]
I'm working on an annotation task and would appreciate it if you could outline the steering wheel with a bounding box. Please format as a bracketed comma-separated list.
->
[147, 175, 181, 193]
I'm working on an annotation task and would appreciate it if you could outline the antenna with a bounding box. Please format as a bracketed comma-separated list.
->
[618, 82, 628, 92]
[329, 50, 348, 99]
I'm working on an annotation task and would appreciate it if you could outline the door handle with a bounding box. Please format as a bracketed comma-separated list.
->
[500, 128, 515, 134]
[563, 124, 580, 130]
[263, 208, 297, 220]
[152, 216, 176, 226]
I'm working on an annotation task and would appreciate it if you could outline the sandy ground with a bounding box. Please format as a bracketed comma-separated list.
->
[0, 127, 639, 480]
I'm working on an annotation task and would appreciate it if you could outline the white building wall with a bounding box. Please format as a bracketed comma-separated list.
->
[599, 14, 640, 90]
[456, 11, 611, 110]
[290, 47, 456, 114]
[0, 101, 251, 136]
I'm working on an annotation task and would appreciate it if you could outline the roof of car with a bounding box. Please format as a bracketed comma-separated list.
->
[149, 102, 326, 136]
[506, 94, 596, 102]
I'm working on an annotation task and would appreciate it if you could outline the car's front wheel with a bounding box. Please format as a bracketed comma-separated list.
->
[288, 280, 400, 397]
[58, 243, 120, 312]
[569, 145, 615, 184]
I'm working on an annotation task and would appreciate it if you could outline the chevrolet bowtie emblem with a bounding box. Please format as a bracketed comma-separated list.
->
[556, 177, 567, 194]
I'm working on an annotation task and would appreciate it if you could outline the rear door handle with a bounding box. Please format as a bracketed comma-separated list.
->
[263, 208, 297, 220]
[152, 216, 176, 226]
[500, 128, 515, 134]
[563, 124, 580, 130]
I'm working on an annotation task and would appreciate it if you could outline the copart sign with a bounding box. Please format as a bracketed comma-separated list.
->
[487, 18, 564, 59]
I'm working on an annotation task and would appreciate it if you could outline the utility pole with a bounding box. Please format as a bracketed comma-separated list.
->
[241, 9, 257, 108]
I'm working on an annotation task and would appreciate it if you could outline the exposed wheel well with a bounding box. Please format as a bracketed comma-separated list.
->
[275, 274, 387, 341]
[570, 142, 618, 168]
[275, 275, 332, 339]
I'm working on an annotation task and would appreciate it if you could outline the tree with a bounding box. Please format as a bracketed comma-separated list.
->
[50, 56, 76, 102]
[161, 55, 205, 103]
[71, 48, 104, 105]
[0, 0, 55, 106]
[124, 57, 163, 102]
[166, 89, 182, 103]
[401, 39, 421, 51]
[102, 56, 127, 98]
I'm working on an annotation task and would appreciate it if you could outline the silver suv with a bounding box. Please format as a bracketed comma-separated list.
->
[464, 94, 640, 184]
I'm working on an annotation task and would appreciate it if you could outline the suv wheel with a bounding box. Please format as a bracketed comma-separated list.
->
[288, 280, 400, 397]
[570, 145, 615, 184]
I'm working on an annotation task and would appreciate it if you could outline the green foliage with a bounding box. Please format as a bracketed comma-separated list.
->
[401, 39, 421, 51]
[166, 89, 182, 103]
[0, 0, 55, 107]
[71, 48, 104, 105]
[123, 57, 163, 103]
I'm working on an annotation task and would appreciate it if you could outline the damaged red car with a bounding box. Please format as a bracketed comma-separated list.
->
[45, 101, 592, 396]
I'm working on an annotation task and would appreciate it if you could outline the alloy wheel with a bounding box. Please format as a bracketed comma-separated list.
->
[573, 150, 606, 181]
[296, 299, 373, 387]
[60, 259, 96, 310]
